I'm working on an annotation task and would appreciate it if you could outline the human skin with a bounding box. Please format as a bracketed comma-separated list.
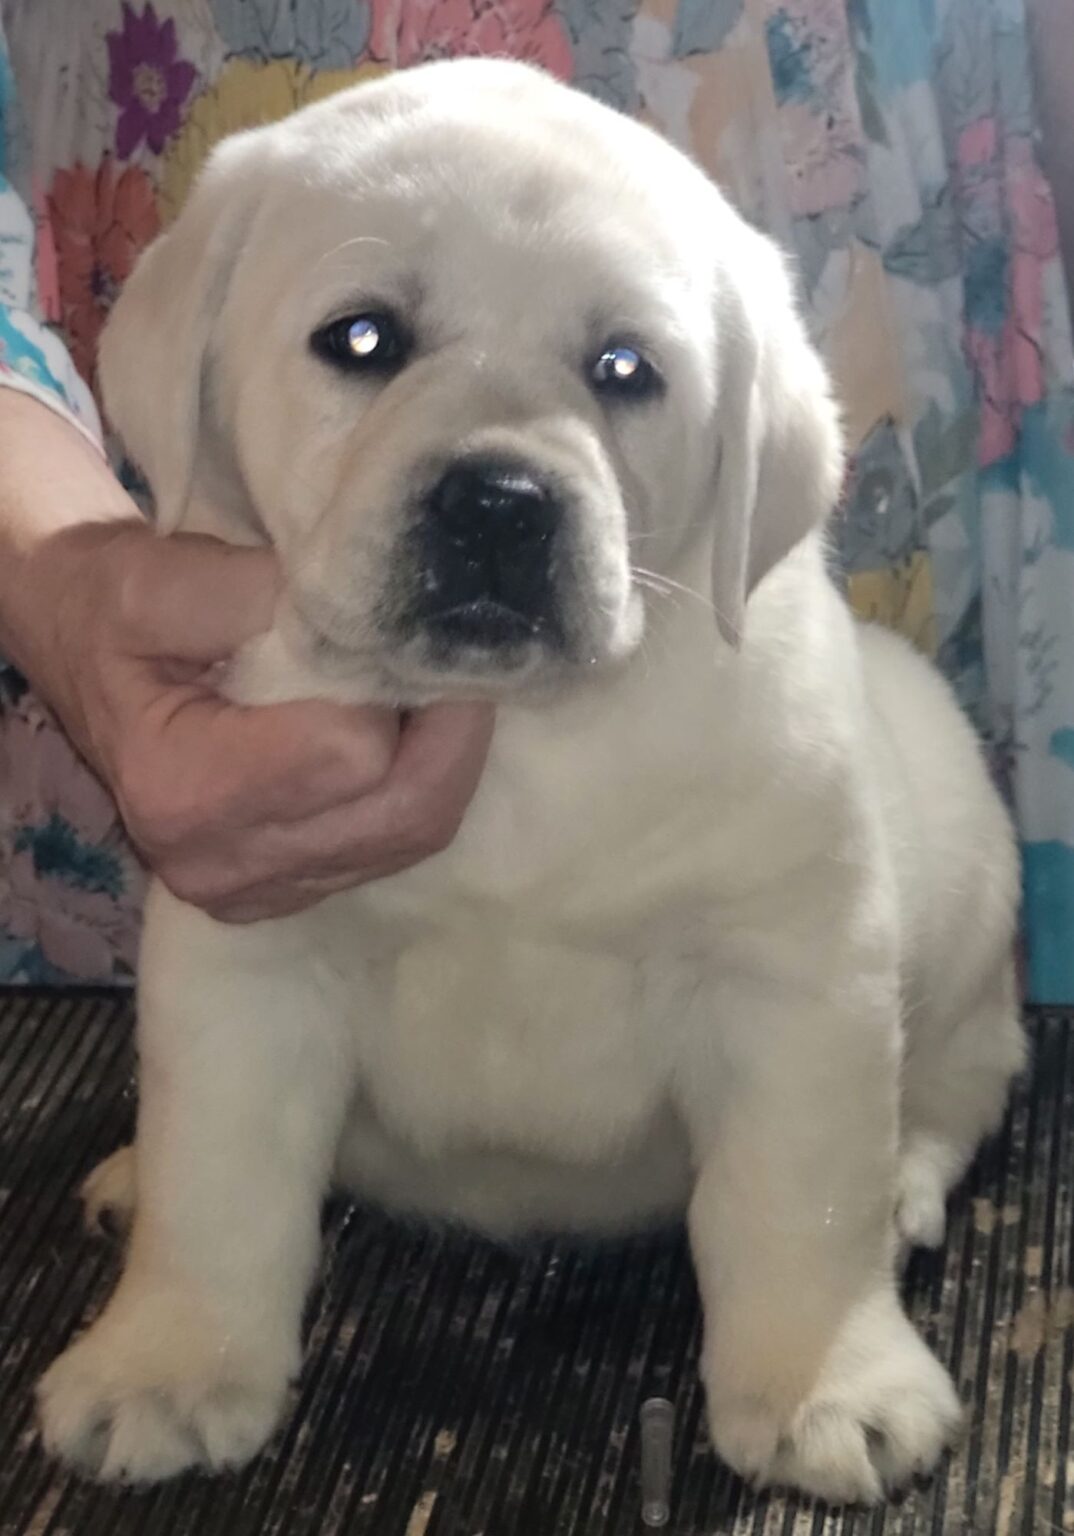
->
[0, 391, 493, 922]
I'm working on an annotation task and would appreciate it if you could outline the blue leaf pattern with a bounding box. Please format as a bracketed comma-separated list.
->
[209, 0, 370, 69]
[554, 0, 641, 112]
[766, 9, 814, 103]
[671, 0, 743, 60]
[839, 418, 924, 573]
[883, 184, 962, 285]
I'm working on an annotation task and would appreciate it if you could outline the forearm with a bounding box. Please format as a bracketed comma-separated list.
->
[0, 390, 146, 700]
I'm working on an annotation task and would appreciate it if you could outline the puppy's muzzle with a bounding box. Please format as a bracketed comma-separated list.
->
[415, 459, 563, 649]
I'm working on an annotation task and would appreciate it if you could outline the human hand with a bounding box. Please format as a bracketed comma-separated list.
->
[38, 524, 493, 921]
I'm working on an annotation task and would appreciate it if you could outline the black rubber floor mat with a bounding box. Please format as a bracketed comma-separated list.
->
[0, 992, 1071, 1535]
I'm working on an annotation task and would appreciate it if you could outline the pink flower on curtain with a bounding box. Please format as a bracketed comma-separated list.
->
[965, 332, 1016, 464]
[957, 115, 998, 174]
[369, 0, 572, 79]
[107, 2, 197, 158]
[779, 99, 863, 217]
[957, 122, 1060, 466]
[765, 0, 864, 219]
[3, 847, 138, 979]
[1006, 135, 1060, 408]
[31, 182, 62, 324]
[47, 157, 160, 390]
[0, 707, 142, 978]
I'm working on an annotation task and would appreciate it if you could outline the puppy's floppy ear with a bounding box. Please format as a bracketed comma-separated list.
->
[97, 135, 263, 533]
[709, 229, 844, 646]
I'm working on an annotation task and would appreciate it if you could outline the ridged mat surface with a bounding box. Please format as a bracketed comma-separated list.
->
[0, 992, 1072, 1536]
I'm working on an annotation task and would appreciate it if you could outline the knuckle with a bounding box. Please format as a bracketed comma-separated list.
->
[162, 860, 245, 913]
[160, 863, 215, 909]
[109, 536, 156, 637]
[118, 748, 233, 855]
[203, 898, 252, 924]
[403, 799, 460, 859]
[114, 752, 161, 839]
[436, 804, 467, 853]
[210, 888, 308, 924]
[361, 742, 396, 794]
[332, 722, 396, 797]
[122, 774, 197, 851]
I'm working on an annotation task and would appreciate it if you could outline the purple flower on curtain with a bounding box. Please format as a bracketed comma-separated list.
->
[107, 3, 197, 158]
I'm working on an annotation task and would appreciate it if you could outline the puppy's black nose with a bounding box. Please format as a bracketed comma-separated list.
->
[433, 463, 558, 546]
[418, 460, 561, 645]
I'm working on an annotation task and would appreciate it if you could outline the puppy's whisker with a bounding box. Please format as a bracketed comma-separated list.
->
[632, 575, 680, 608]
[631, 571, 672, 592]
[631, 567, 715, 614]
[631, 566, 737, 636]
[312, 235, 393, 274]
[627, 518, 712, 544]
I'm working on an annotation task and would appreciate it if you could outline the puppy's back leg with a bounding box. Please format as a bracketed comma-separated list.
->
[81, 1145, 136, 1239]
[897, 960, 1025, 1251]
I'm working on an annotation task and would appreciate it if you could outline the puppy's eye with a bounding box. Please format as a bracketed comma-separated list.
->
[311, 312, 409, 372]
[591, 343, 659, 400]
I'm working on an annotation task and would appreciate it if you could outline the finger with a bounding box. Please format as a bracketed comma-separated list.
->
[196, 698, 490, 848]
[375, 700, 496, 824]
[187, 703, 493, 896]
[118, 536, 282, 662]
[200, 839, 422, 921]
[203, 857, 414, 924]
[120, 682, 401, 836]
[186, 799, 420, 903]
[307, 700, 495, 869]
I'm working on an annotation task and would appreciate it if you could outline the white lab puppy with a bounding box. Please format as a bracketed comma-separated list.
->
[37, 60, 1023, 1504]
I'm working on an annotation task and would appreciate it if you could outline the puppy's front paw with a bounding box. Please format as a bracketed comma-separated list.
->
[37, 1289, 289, 1483]
[706, 1292, 961, 1505]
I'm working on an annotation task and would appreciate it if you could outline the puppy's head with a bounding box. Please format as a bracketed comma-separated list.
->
[100, 60, 842, 701]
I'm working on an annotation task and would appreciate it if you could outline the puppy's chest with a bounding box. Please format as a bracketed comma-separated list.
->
[326, 698, 819, 1159]
[341, 929, 698, 1160]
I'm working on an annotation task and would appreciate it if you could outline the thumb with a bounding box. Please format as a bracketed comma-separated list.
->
[121, 534, 283, 663]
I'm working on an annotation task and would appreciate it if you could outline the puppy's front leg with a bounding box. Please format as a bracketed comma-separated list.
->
[681, 964, 960, 1504]
[37, 885, 354, 1483]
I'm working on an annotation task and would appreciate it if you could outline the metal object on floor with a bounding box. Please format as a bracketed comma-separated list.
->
[639, 1398, 673, 1527]
[0, 992, 1071, 1535]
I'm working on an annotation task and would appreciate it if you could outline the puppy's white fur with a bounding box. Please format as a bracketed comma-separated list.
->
[38, 62, 1023, 1502]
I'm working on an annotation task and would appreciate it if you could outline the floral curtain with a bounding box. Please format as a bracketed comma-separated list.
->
[2, 0, 1073, 1000]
